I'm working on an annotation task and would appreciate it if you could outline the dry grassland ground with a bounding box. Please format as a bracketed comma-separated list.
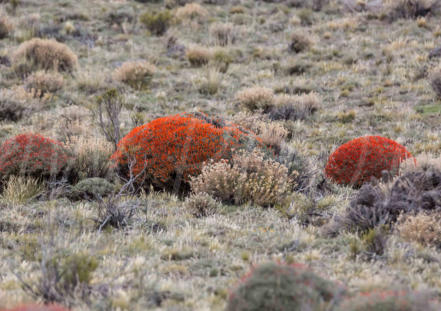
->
[0, 0, 441, 310]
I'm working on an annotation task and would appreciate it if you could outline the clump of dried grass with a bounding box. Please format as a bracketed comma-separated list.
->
[396, 212, 441, 248]
[234, 86, 274, 112]
[25, 70, 64, 97]
[269, 93, 320, 121]
[175, 3, 209, 21]
[0, 176, 44, 206]
[210, 22, 237, 46]
[190, 149, 293, 207]
[66, 136, 114, 180]
[186, 46, 212, 67]
[112, 60, 156, 89]
[12, 38, 78, 75]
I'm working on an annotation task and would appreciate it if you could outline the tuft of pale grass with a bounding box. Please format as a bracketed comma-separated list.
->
[12, 38, 78, 74]
[66, 136, 114, 180]
[210, 22, 237, 46]
[112, 60, 156, 90]
[186, 46, 212, 67]
[175, 3, 209, 21]
[25, 70, 64, 97]
[0, 176, 44, 206]
[396, 212, 441, 248]
[234, 86, 274, 112]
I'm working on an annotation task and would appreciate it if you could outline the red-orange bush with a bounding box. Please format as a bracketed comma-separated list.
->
[325, 136, 413, 187]
[111, 112, 260, 191]
[0, 133, 71, 180]
[0, 304, 70, 311]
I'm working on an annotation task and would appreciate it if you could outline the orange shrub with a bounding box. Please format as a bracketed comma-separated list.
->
[0, 133, 71, 180]
[111, 112, 260, 192]
[325, 136, 413, 187]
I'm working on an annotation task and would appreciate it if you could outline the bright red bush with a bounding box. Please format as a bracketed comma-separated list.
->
[111, 112, 260, 191]
[325, 136, 413, 187]
[0, 304, 70, 311]
[0, 133, 71, 179]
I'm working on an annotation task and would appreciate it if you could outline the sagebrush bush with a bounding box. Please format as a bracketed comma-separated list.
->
[190, 149, 292, 207]
[396, 212, 441, 248]
[227, 262, 342, 311]
[235, 86, 274, 112]
[139, 10, 173, 36]
[186, 46, 212, 67]
[0, 304, 71, 311]
[325, 136, 413, 187]
[112, 60, 156, 89]
[12, 38, 77, 74]
[288, 32, 311, 53]
[25, 70, 64, 97]
[336, 290, 439, 311]
[269, 93, 320, 121]
[112, 112, 261, 193]
[184, 192, 220, 217]
[0, 133, 72, 181]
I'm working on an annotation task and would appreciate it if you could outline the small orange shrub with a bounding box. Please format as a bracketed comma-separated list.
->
[0, 133, 71, 180]
[0, 304, 70, 311]
[111, 112, 260, 191]
[325, 136, 413, 187]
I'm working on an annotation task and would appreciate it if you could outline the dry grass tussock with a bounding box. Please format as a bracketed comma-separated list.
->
[234, 86, 274, 112]
[175, 3, 209, 21]
[12, 38, 78, 73]
[112, 60, 156, 90]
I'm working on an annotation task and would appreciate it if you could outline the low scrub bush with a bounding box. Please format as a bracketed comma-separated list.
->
[111, 112, 261, 193]
[25, 70, 64, 97]
[12, 39, 77, 75]
[227, 262, 343, 311]
[186, 46, 212, 67]
[396, 212, 441, 248]
[112, 60, 156, 90]
[288, 32, 311, 53]
[0, 304, 71, 311]
[0, 133, 72, 181]
[139, 10, 173, 36]
[190, 149, 292, 207]
[430, 68, 441, 99]
[325, 136, 413, 187]
[209, 22, 236, 46]
[269, 93, 320, 121]
[72, 177, 114, 200]
[336, 290, 439, 311]
[175, 3, 209, 22]
[235, 86, 274, 112]
[66, 136, 114, 180]
[184, 192, 220, 217]
[0, 12, 12, 39]
[383, 0, 439, 21]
